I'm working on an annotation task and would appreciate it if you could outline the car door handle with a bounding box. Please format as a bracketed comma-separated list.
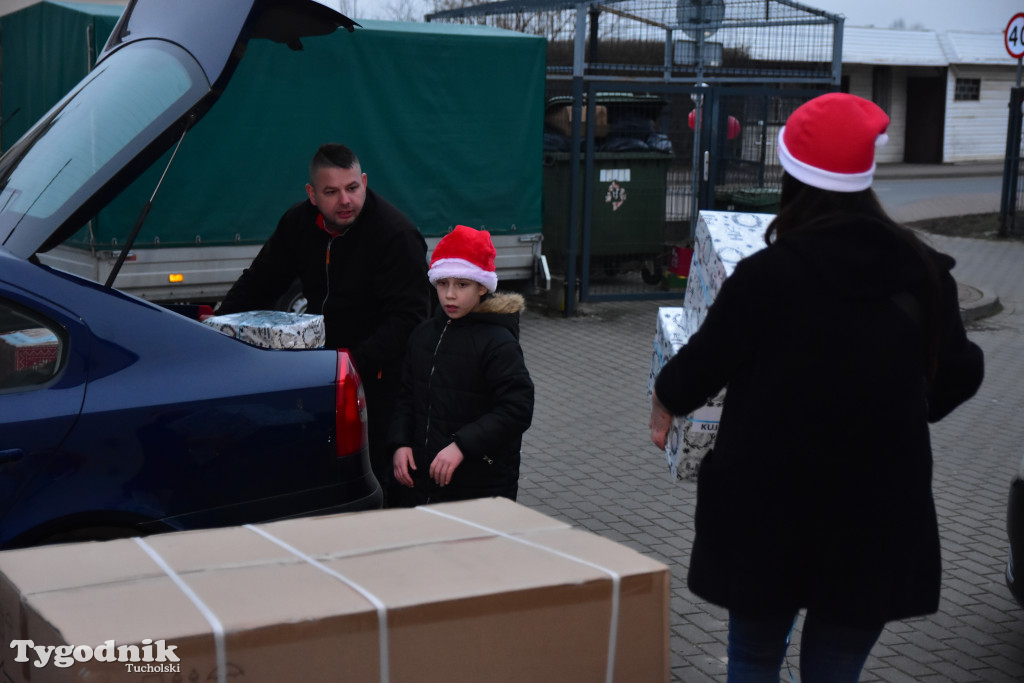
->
[0, 449, 24, 465]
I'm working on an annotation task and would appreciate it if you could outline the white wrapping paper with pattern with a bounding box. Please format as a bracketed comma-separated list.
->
[204, 310, 326, 349]
[650, 211, 771, 481]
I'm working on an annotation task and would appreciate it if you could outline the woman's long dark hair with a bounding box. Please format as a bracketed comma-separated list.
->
[766, 172, 945, 380]
[766, 172, 894, 244]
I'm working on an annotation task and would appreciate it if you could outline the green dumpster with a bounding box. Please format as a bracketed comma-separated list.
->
[713, 187, 734, 210]
[542, 150, 673, 269]
[731, 186, 781, 214]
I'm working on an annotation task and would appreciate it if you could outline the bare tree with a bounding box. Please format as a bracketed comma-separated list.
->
[381, 0, 425, 22]
[426, 0, 576, 39]
[429, 0, 492, 12]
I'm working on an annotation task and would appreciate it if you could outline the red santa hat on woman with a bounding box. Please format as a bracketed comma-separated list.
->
[428, 225, 498, 293]
[777, 93, 890, 192]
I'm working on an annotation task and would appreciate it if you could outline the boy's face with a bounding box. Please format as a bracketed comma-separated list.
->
[435, 278, 488, 319]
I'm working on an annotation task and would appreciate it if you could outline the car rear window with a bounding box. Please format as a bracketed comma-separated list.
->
[0, 299, 63, 391]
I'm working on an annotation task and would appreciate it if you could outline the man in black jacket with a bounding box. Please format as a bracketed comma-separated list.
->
[218, 144, 431, 504]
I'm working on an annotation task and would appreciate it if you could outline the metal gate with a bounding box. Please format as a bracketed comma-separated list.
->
[544, 81, 827, 304]
[427, 0, 844, 313]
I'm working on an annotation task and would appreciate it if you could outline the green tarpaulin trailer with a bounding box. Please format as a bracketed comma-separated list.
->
[1, 1, 548, 305]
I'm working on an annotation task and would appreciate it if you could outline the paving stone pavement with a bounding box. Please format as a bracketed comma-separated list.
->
[512, 205, 1024, 681]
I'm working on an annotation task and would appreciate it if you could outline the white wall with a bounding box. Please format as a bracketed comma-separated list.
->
[943, 65, 1018, 163]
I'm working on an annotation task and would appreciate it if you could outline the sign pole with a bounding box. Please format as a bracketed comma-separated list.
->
[1000, 14, 1024, 236]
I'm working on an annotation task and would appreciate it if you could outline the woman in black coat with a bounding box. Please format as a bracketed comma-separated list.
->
[650, 93, 984, 682]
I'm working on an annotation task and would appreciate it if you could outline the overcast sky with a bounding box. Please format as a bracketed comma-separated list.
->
[343, 0, 1019, 34]
[802, 0, 1019, 33]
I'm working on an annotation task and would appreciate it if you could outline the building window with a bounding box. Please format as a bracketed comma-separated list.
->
[954, 78, 981, 101]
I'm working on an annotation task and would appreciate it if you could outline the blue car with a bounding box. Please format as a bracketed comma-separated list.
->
[0, 0, 381, 549]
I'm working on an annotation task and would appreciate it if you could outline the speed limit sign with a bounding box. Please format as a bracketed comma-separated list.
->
[1007, 13, 1024, 59]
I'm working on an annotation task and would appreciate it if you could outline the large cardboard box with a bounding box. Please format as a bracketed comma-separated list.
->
[544, 104, 609, 138]
[0, 498, 669, 683]
[650, 211, 771, 480]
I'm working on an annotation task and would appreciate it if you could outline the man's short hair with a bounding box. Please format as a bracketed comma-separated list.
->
[309, 144, 360, 185]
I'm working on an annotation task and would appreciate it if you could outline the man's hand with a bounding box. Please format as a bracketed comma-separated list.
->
[393, 446, 416, 488]
[430, 442, 464, 487]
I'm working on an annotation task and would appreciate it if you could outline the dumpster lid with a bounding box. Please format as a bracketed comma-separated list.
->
[545, 92, 667, 118]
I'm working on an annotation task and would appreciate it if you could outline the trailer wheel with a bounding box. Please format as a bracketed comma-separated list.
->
[275, 280, 308, 314]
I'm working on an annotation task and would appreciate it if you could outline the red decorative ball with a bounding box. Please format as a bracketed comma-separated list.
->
[727, 115, 740, 140]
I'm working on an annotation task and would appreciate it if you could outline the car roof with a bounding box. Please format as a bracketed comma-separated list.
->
[0, 0, 355, 258]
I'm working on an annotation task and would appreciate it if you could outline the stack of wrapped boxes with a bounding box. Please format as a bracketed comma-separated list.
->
[203, 310, 326, 349]
[648, 211, 772, 480]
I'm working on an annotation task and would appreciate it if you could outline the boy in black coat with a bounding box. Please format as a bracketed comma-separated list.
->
[389, 225, 534, 505]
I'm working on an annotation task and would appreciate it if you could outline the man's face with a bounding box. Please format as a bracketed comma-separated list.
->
[306, 164, 367, 232]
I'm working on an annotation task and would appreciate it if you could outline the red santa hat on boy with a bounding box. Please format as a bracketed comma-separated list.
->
[428, 225, 498, 293]
[777, 93, 890, 192]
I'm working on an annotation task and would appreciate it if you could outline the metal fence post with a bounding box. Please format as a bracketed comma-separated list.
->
[999, 87, 1024, 237]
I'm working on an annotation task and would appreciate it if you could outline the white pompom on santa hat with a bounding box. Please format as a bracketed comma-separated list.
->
[777, 93, 890, 193]
[428, 224, 498, 293]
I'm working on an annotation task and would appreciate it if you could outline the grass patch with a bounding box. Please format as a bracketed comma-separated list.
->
[906, 213, 1013, 240]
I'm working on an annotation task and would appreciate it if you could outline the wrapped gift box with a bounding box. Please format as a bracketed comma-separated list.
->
[204, 310, 325, 349]
[0, 498, 670, 683]
[648, 307, 725, 481]
[0, 327, 59, 376]
[681, 211, 772, 336]
[651, 211, 771, 481]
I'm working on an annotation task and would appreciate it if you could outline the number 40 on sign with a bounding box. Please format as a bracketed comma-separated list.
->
[1006, 13, 1024, 59]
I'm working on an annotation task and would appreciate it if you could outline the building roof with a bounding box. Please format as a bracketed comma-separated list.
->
[940, 30, 1019, 65]
[842, 27, 947, 66]
[842, 26, 1017, 67]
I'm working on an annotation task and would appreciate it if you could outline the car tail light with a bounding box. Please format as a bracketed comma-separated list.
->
[335, 350, 369, 457]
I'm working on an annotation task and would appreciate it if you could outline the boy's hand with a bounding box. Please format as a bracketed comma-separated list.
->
[393, 447, 416, 488]
[430, 442, 464, 487]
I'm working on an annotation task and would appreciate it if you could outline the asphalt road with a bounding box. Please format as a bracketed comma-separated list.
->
[875, 176, 1002, 213]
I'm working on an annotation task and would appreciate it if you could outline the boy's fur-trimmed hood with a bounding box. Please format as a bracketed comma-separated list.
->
[472, 292, 526, 315]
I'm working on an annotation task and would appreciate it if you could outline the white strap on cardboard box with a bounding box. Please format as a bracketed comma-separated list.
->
[244, 524, 391, 683]
[420, 506, 623, 683]
[134, 513, 621, 683]
[134, 537, 229, 683]
[135, 528, 392, 683]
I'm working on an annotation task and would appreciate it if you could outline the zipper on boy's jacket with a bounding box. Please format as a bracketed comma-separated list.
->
[423, 319, 451, 449]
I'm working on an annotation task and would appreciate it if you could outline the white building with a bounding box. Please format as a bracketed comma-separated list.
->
[840, 26, 1019, 164]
